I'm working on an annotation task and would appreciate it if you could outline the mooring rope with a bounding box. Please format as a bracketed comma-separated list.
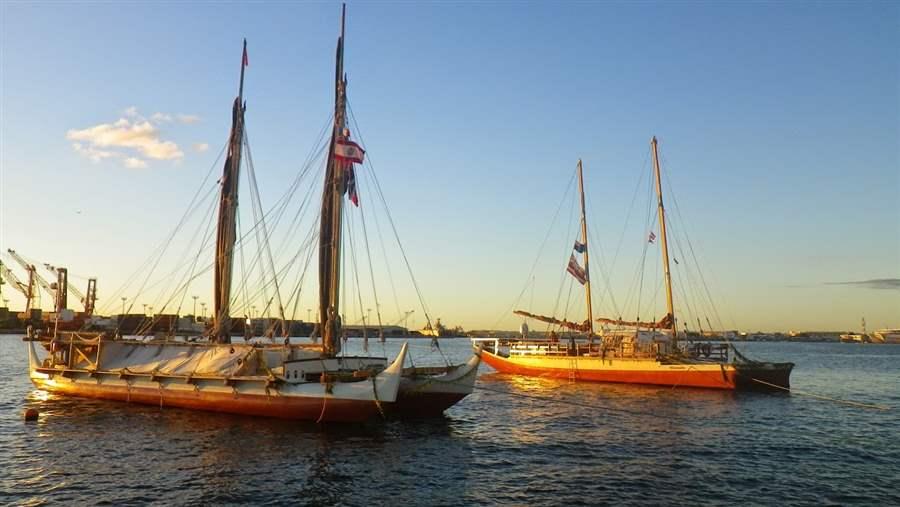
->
[750, 378, 890, 411]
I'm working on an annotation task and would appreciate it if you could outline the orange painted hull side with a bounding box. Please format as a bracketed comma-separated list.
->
[31, 377, 382, 423]
[481, 351, 738, 390]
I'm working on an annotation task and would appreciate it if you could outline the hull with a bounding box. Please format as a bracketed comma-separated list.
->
[390, 353, 481, 418]
[29, 373, 381, 422]
[478, 348, 792, 391]
[27, 341, 407, 423]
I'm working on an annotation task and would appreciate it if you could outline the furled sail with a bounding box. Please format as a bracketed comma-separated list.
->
[513, 310, 592, 333]
[595, 313, 674, 330]
[212, 39, 248, 343]
[318, 6, 347, 357]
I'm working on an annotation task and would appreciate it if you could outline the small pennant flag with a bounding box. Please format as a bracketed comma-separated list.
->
[242, 45, 249, 67]
[345, 166, 359, 207]
[573, 240, 586, 253]
[335, 139, 365, 164]
[648, 231, 657, 244]
[566, 254, 588, 285]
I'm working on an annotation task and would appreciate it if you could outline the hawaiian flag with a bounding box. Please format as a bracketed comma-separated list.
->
[573, 240, 586, 253]
[648, 231, 657, 244]
[566, 254, 588, 285]
[335, 139, 365, 164]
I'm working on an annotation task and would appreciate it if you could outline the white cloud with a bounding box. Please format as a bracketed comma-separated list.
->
[67, 117, 184, 161]
[192, 142, 209, 153]
[177, 114, 201, 124]
[72, 142, 116, 163]
[124, 106, 139, 117]
[150, 112, 173, 123]
[124, 157, 148, 169]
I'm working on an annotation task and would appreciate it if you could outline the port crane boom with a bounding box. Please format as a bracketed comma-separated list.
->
[7, 249, 64, 312]
[0, 259, 36, 313]
[44, 263, 97, 316]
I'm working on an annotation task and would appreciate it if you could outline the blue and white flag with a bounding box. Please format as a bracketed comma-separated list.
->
[573, 240, 586, 253]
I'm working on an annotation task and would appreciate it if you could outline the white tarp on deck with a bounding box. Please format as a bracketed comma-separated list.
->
[93, 342, 260, 377]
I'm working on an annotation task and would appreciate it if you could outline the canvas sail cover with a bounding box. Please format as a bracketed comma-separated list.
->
[88, 342, 262, 377]
[595, 313, 674, 330]
[513, 310, 592, 333]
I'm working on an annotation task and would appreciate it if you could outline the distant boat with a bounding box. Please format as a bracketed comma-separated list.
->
[841, 317, 870, 343]
[474, 138, 793, 391]
[419, 318, 446, 337]
[839, 333, 865, 343]
[872, 329, 900, 344]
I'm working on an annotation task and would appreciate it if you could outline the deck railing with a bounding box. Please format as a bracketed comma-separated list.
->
[471, 336, 732, 362]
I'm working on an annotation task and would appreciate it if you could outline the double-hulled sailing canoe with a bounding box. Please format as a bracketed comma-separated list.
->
[474, 139, 793, 391]
[25, 5, 477, 420]
[28, 334, 406, 422]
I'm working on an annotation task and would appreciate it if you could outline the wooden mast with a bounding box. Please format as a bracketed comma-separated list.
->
[577, 160, 594, 340]
[212, 39, 248, 343]
[650, 136, 676, 343]
[319, 4, 348, 357]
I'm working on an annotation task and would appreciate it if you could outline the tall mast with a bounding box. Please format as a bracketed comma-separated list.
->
[577, 160, 594, 339]
[650, 136, 676, 342]
[319, 4, 348, 357]
[212, 39, 248, 343]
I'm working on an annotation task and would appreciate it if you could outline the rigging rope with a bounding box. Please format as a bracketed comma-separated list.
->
[357, 192, 386, 342]
[547, 170, 580, 333]
[108, 149, 225, 322]
[244, 129, 287, 330]
[346, 101, 435, 333]
[661, 155, 732, 333]
[492, 169, 577, 333]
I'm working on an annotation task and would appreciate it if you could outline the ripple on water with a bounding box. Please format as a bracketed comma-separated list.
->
[2, 338, 899, 505]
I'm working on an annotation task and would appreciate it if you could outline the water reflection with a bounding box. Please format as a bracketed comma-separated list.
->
[3, 338, 899, 505]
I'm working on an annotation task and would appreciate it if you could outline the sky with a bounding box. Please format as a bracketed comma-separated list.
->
[1, 1, 897, 333]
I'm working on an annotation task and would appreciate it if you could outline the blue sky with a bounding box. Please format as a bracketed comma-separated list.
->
[1, 1, 897, 332]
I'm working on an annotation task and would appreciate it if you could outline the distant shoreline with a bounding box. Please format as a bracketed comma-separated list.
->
[0, 329, 890, 344]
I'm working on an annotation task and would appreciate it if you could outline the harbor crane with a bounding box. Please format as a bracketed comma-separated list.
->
[387, 310, 415, 329]
[0, 259, 37, 313]
[43, 263, 97, 316]
[6, 249, 65, 313]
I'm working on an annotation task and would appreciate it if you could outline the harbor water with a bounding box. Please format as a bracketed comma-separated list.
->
[1, 336, 898, 505]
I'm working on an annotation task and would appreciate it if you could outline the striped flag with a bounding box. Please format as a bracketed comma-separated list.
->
[335, 139, 365, 164]
[566, 254, 588, 285]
